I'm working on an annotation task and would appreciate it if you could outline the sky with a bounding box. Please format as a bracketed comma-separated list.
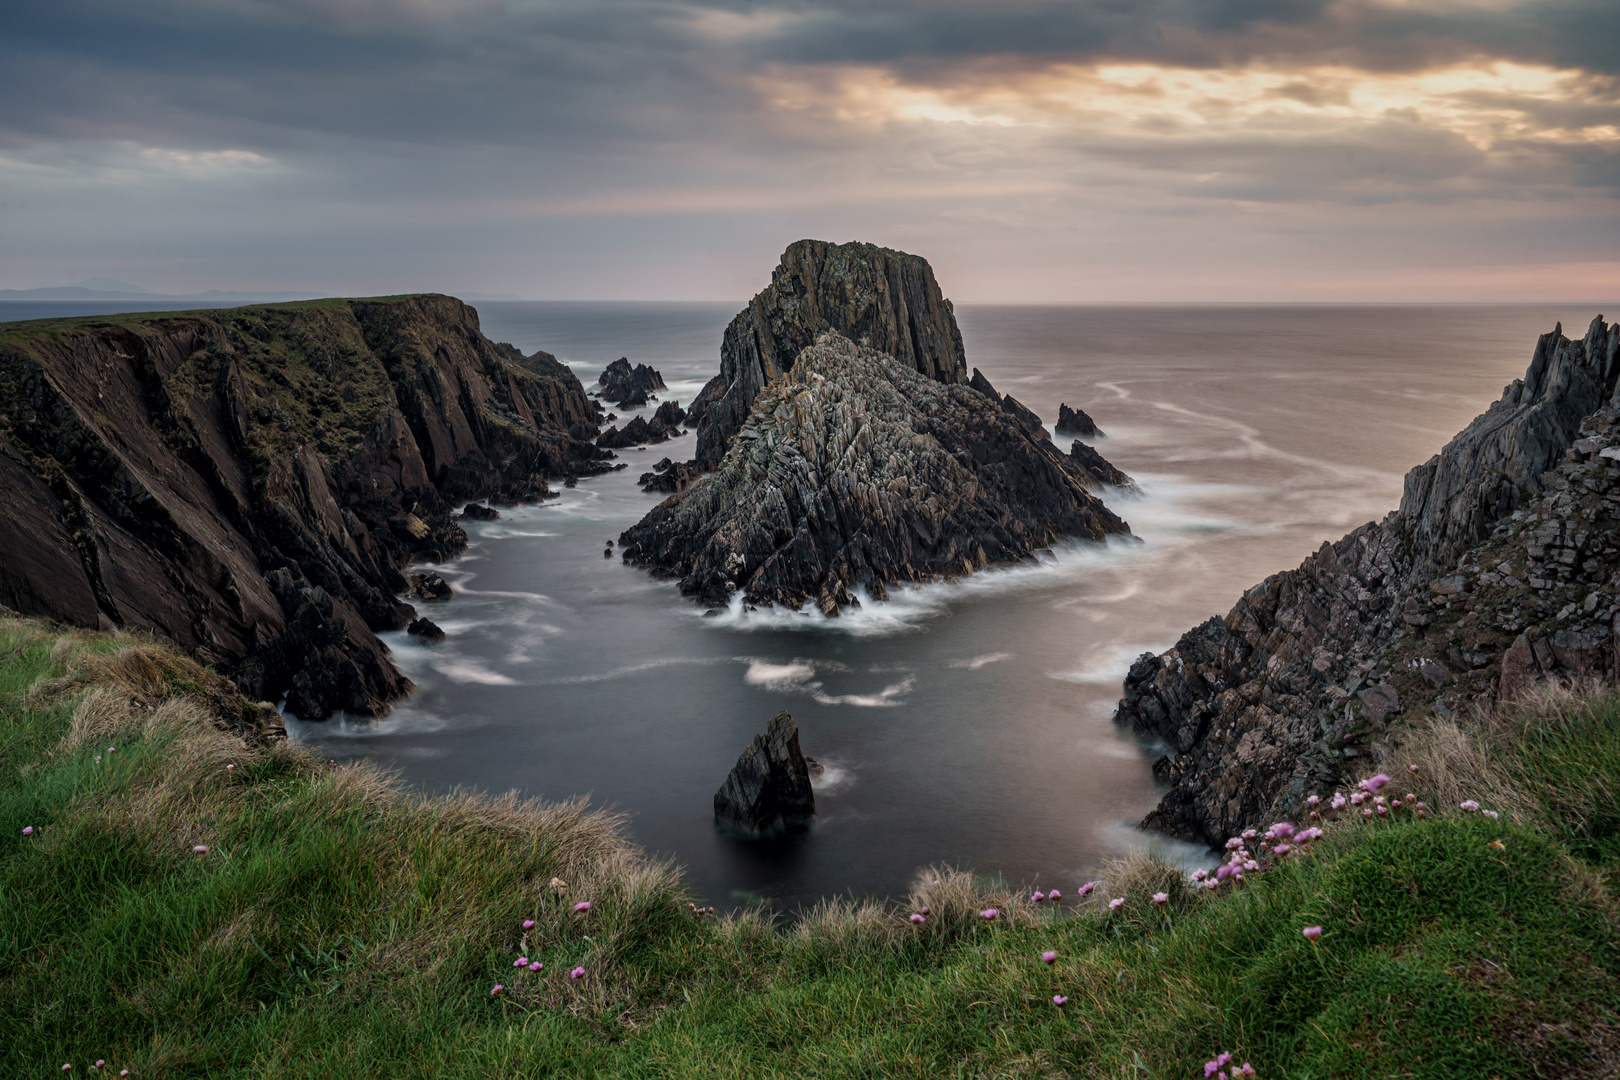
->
[1, 0, 1617, 302]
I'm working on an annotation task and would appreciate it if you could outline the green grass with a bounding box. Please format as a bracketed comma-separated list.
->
[2, 615, 1616, 1078]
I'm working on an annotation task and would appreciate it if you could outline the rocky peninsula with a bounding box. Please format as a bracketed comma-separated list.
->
[1118, 316, 1620, 847]
[0, 295, 610, 719]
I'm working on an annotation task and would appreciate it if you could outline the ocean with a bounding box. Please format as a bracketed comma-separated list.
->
[9, 299, 1607, 909]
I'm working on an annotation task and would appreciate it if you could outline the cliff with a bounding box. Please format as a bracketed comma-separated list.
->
[619, 333, 1130, 613]
[0, 295, 607, 719]
[689, 240, 968, 465]
[1118, 316, 1620, 847]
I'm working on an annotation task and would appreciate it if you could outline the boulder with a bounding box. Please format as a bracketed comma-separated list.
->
[653, 399, 687, 429]
[1068, 440, 1138, 492]
[406, 571, 452, 601]
[713, 711, 816, 836]
[1056, 404, 1103, 438]
[620, 332, 1131, 613]
[638, 457, 706, 494]
[694, 240, 969, 464]
[460, 503, 500, 521]
[406, 616, 446, 643]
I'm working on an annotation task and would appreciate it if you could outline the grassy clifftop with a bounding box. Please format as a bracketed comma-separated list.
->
[2, 613, 1616, 1078]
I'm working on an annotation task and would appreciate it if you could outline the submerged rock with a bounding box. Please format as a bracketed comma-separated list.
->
[620, 332, 1131, 613]
[690, 239, 969, 465]
[714, 711, 816, 836]
[460, 503, 500, 521]
[1056, 404, 1103, 438]
[406, 571, 452, 601]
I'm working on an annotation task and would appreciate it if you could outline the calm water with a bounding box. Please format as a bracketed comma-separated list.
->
[156, 300, 1620, 907]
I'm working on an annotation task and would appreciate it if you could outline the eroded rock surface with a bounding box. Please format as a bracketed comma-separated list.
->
[1118, 316, 1620, 847]
[713, 711, 816, 836]
[0, 294, 608, 718]
[596, 357, 666, 409]
[1056, 404, 1103, 438]
[620, 332, 1131, 613]
[691, 240, 968, 465]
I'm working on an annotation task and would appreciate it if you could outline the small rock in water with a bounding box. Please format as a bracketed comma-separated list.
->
[564, 476, 578, 488]
[406, 572, 452, 601]
[714, 711, 816, 837]
[1055, 403, 1103, 438]
[603, 548, 612, 558]
[406, 617, 446, 643]
[460, 503, 500, 521]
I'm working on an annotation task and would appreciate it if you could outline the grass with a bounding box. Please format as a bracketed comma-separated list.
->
[2, 613, 1616, 1078]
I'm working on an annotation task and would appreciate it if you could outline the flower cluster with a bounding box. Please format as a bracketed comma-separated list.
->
[1203, 1051, 1256, 1078]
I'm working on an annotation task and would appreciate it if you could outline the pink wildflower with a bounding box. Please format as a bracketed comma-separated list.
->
[1483, 809, 1500, 820]
[522, 919, 535, 930]
[1204, 1051, 1233, 1077]
[1191, 869, 1207, 882]
[529, 961, 542, 972]
[1330, 793, 1347, 810]
[491, 984, 504, 996]
[1306, 794, 1320, 807]
[1052, 994, 1067, 1007]
[980, 908, 998, 920]
[1461, 799, 1480, 812]
[21, 826, 32, 836]
[1041, 950, 1057, 964]
[1303, 925, 1322, 940]
[1078, 882, 1096, 896]
[919, 906, 929, 915]
[1047, 889, 1062, 901]
[1409, 764, 1420, 773]
[514, 957, 528, 968]
[909, 913, 925, 924]
[192, 845, 209, 854]
[1273, 843, 1291, 855]
[1360, 773, 1391, 794]
[1152, 892, 1169, 907]
[1031, 890, 1045, 903]
[573, 901, 591, 912]
[570, 966, 585, 979]
[95, 1063, 104, 1071]
[1109, 897, 1125, 911]
[1241, 829, 1258, 841]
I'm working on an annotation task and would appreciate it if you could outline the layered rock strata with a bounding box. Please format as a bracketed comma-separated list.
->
[1118, 317, 1620, 847]
[690, 240, 968, 465]
[714, 711, 816, 836]
[0, 295, 607, 718]
[620, 332, 1131, 613]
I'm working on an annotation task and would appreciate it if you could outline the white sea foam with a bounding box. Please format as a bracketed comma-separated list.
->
[743, 661, 816, 688]
[432, 658, 519, 685]
[540, 656, 733, 685]
[1049, 642, 1166, 686]
[738, 657, 915, 707]
[808, 758, 854, 794]
[948, 651, 1012, 669]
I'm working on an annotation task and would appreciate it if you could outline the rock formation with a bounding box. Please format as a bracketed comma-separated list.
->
[596, 405, 685, 449]
[638, 457, 705, 494]
[1118, 316, 1620, 848]
[713, 711, 816, 836]
[1069, 441, 1138, 492]
[620, 332, 1131, 613]
[690, 240, 968, 465]
[652, 399, 687, 429]
[1056, 404, 1103, 438]
[0, 294, 609, 719]
[596, 357, 666, 409]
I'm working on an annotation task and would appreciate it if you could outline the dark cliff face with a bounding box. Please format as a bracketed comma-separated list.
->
[620, 332, 1130, 614]
[691, 239, 968, 465]
[1118, 316, 1620, 848]
[0, 295, 605, 719]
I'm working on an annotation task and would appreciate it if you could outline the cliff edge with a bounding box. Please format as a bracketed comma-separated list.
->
[0, 295, 607, 719]
[1118, 316, 1620, 847]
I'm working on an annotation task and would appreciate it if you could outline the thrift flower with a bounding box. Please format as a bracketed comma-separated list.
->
[980, 908, 999, 921]
[1109, 897, 1125, 911]
[1302, 926, 1323, 940]
[1031, 890, 1045, 903]
[573, 901, 591, 912]
[570, 966, 585, 979]
[1234, 1065, 1256, 1079]
[491, 984, 504, 996]
[192, 845, 209, 854]
[1461, 799, 1480, 812]
[1152, 892, 1169, 907]
[1041, 950, 1057, 964]
[95, 1063, 105, 1070]
[529, 961, 542, 972]
[21, 826, 32, 836]
[1047, 889, 1062, 901]
[1052, 994, 1067, 1007]
[1359, 773, 1391, 794]
[1273, 842, 1291, 855]
[909, 913, 925, 924]
[522, 919, 535, 930]
[1409, 764, 1420, 773]
[919, 906, 930, 914]
[1191, 869, 1207, 882]
[1205, 1051, 1232, 1077]
[1077, 882, 1096, 896]
[1330, 793, 1347, 810]
[1483, 809, 1500, 820]
[514, 957, 529, 968]
[1306, 794, 1321, 807]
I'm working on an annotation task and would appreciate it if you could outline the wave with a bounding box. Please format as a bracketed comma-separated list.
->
[431, 658, 518, 686]
[947, 651, 1012, 669]
[1048, 641, 1165, 686]
[740, 658, 915, 708]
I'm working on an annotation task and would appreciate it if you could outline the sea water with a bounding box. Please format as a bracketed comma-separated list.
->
[259, 302, 1605, 908]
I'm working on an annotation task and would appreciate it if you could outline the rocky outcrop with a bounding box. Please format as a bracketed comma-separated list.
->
[1056, 404, 1103, 438]
[0, 295, 608, 719]
[713, 711, 816, 836]
[692, 240, 968, 464]
[596, 357, 666, 409]
[619, 332, 1131, 613]
[652, 399, 687, 429]
[638, 457, 705, 494]
[1118, 317, 1620, 848]
[1069, 441, 1138, 492]
[969, 369, 1048, 441]
[596, 410, 684, 449]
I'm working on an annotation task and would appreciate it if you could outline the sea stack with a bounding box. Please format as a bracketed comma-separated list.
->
[714, 711, 816, 836]
[686, 239, 969, 466]
[620, 332, 1131, 613]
